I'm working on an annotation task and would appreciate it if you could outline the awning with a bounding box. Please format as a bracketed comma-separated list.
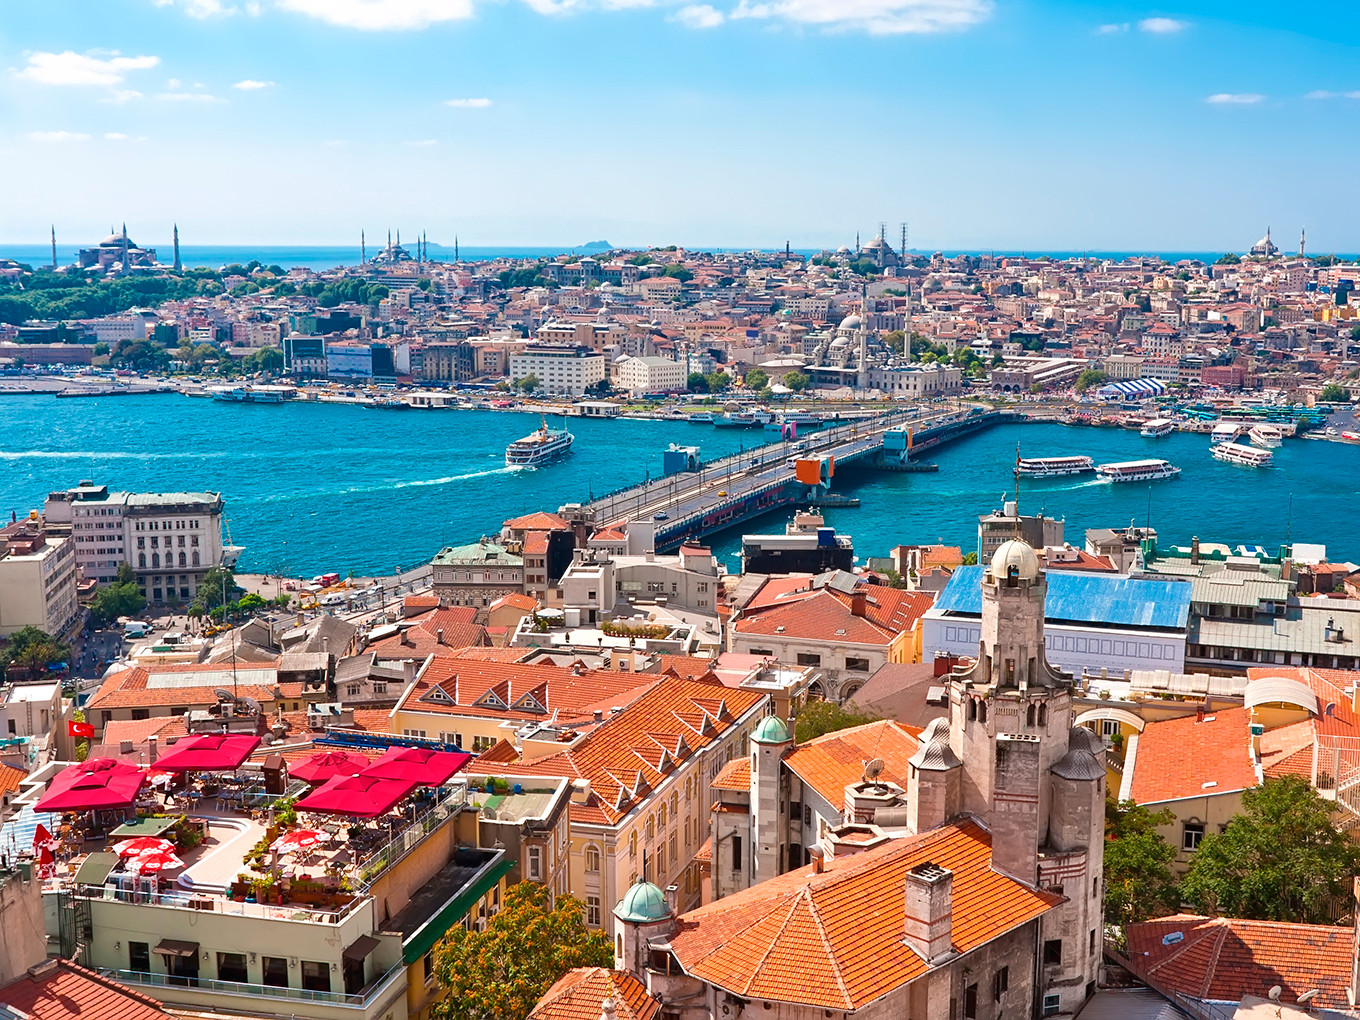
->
[153, 939, 199, 958]
[111, 816, 177, 838]
[342, 935, 381, 962]
[73, 852, 119, 886]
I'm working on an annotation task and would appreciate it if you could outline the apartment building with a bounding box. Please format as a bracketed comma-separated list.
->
[510, 344, 606, 395]
[613, 356, 687, 396]
[0, 518, 80, 638]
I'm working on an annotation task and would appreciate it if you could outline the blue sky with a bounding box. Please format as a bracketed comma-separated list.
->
[0, 0, 1356, 250]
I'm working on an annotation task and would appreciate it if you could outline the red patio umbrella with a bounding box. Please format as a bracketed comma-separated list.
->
[290, 751, 372, 786]
[270, 829, 326, 855]
[36, 759, 148, 813]
[152, 733, 262, 773]
[294, 773, 418, 818]
[361, 747, 473, 787]
[114, 836, 176, 858]
[129, 850, 184, 873]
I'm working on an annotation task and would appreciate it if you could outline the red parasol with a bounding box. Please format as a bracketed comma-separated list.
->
[289, 751, 372, 786]
[36, 758, 148, 813]
[295, 773, 417, 818]
[32, 824, 55, 852]
[37, 845, 56, 880]
[152, 733, 261, 772]
[129, 850, 184, 873]
[361, 746, 473, 787]
[270, 829, 326, 855]
[114, 837, 176, 858]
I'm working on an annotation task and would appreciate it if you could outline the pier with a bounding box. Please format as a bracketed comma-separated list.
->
[561, 407, 1015, 551]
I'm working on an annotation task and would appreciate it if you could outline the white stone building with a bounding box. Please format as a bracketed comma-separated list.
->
[510, 344, 606, 395]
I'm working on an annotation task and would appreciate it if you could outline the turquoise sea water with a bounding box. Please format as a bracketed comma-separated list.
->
[2, 394, 1357, 575]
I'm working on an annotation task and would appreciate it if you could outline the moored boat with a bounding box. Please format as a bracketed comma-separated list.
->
[1213, 442, 1273, 467]
[1210, 422, 1245, 445]
[1248, 425, 1283, 448]
[1096, 459, 1181, 482]
[1139, 419, 1175, 438]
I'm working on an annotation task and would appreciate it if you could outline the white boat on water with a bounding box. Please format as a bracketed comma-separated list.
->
[1140, 419, 1175, 438]
[1213, 442, 1273, 468]
[506, 416, 575, 467]
[1016, 455, 1095, 478]
[1248, 425, 1283, 448]
[1097, 459, 1181, 482]
[687, 413, 713, 423]
[1210, 422, 1244, 445]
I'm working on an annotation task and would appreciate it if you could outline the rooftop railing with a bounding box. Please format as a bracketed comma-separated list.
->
[98, 961, 406, 1010]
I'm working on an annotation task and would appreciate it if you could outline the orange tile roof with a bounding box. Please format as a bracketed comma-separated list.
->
[667, 821, 1059, 1010]
[504, 511, 570, 531]
[711, 756, 750, 791]
[0, 961, 174, 1020]
[524, 532, 550, 555]
[367, 608, 489, 658]
[652, 654, 719, 679]
[783, 719, 922, 806]
[86, 663, 281, 712]
[490, 592, 539, 612]
[471, 737, 522, 765]
[1258, 719, 1316, 779]
[0, 762, 25, 796]
[1128, 707, 1259, 804]
[734, 588, 932, 646]
[531, 967, 659, 1020]
[511, 675, 766, 826]
[1125, 915, 1354, 1011]
[693, 835, 712, 862]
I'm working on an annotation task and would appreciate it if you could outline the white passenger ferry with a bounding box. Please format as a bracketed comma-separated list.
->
[1210, 422, 1245, 445]
[1096, 459, 1181, 482]
[1015, 455, 1095, 478]
[1213, 442, 1273, 468]
[1248, 425, 1284, 449]
[505, 417, 575, 467]
[1139, 419, 1176, 438]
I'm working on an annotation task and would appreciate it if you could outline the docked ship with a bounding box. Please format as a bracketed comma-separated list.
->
[1210, 422, 1245, 445]
[1015, 455, 1095, 478]
[506, 417, 575, 467]
[1213, 442, 1273, 468]
[1248, 425, 1283, 448]
[1096, 459, 1181, 482]
[712, 413, 758, 429]
[1139, 418, 1175, 438]
[687, 413, 713, 423]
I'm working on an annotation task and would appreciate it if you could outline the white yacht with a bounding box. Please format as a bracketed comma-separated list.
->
[1139, 419, 1175, 438]
[1097, 459, 1181, 482]
[1210, 422, 1245, 445]
[1015, 455, 1095, 478]
[1248, 425, 1283, 448]
[1213, 442, 1273, 468]
[505, 417, 575, 467]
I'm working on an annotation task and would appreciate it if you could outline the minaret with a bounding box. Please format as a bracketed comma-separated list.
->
[855, 230, 860, 256]
[454, 235, 459, 262]
[1300, 226, 1306, 257]
[361, 230, 366, 264]
[50, 225, 57, 270]
[172, 223, 181, 272]
[119, 222, 130, 276]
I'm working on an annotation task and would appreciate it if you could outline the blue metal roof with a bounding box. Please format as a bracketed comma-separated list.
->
[933, 566, 1191, 630]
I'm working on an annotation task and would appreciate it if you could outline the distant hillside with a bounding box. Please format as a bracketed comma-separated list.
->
[579, 240, 612, 250]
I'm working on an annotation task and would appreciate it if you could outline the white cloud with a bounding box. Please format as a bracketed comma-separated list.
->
[233, 79, 276, 90]
[275, 0, 475, 30]
[1206, 92, 1263, 105]
[1307, 89, 1360, 100]
[28, 130, 91, 142]
[675, 3, 724, 27]
[444, 97, 492, 107]
[1138, 16, 1187, 33]
[407, 138, 438, 146]
[158, 91, 221, 101]
[729, 0, 993, 35]
[155, 0, 239, 17]
[1096, 22, 1128, 34]
[104, 131, 129, 140]
[11, 50, 160, 88]
[167, 78, 182, 89]
[246, 0, 263, 12]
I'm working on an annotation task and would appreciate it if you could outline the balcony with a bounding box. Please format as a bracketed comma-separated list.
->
[99, 961, 406, 1011]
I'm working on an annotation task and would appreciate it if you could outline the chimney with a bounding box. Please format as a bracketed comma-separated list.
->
[1191, 535, 1200, 565]
[808, 844, 825, 874]
[850, 591, 867, 617]
[902, 862, 953, 965]
[593, 709, 604, 723]
[148, 735, 158, 764]
[402, 659, 417, 682]
[437, 628, 445, 645]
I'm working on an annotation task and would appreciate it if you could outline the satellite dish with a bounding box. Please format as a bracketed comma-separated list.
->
[1298, 989, 1319, 1005]
[1268, 986, 1283, 1002]
[213, 689, 234, 702]
[863, 758, 885, 782]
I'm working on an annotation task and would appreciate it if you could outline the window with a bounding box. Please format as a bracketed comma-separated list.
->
[1183, 823, 1205, 851]
[129, 941, 150, 972]
[845, 657, 871, 672]
[301, 961, 330, 992]
[731, 835, 742, 870]
[1043, 993, 1062, 1017]
[795, 653, 821, 667]
[585, 845, 601, 873]
[1043, 939, 1062, 966]
[629, 832, 637, 858]
[423, 952, 435, 982]
[131, 709, 149, 720]
[670, 833, 677, 864]
[403, 728, 427, 739]
[1089, 928, 1097, 954]
[217, 952, 248, 983]
[347, 684, 361, 697]
[262, 957, 288, 988]
[527, 845, 543, 881]
[586, 895, 601, 926]
[993, 966, 1009, 1001]
[964, 983, 978, 1019]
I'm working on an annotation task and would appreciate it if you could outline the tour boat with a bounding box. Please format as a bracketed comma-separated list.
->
[1015, 455, 1095, 478]
[1212, 442, 1273, 468]
[1210, 422, 1244, 445]
[687, 413, 713, 423]
[1248, 425, 1283, 448]
[1139, 419, 1175, 438]
[505, 417, 575, 467]
[1096, 459, 1181, 482]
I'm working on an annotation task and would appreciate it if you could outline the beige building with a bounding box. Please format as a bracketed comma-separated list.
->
[0, 518, 79, 639]
[613, 356, 687, 396]
[510, 344, 606, 395]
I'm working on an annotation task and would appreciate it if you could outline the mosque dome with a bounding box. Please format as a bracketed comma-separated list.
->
[1067, 726, 1104, 756]
[839, 314, 862, 331]
[908, 718, 962, 771]
[615, 880, 669, 923]
[101, 229, 132, 247]
[752, 715, 790, 744]
[990, 539, 1040, 583]
[1051, 748, 1104, 781]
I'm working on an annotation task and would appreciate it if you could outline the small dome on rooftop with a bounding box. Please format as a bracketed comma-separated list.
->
[752, 715, 791, 744]
[614, 880, 669, 924]
[990, 539, 1040, 583]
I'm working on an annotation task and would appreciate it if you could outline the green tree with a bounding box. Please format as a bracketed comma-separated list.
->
[1319, 383, 1348, 403]
[705, 371, 731, 393]
[794, 698, 878, 743]
[1074, 369, 1108, 393]
[1181, 776, 1360, 923]
[661, 264, 693, 282]
[883, 330, 906, 355]
[743, 367, 769, 390]
[516, 374, 540, 394]
[687, 372, 710, 393]
[237, 592, 267, 614]
[92, 342, 110, 357]
[961, 551, 978, 565]
[0, 626, 71, 680]
[1349, 324, 1360, 342]
[191, 566, 239, 620]
[88, 571, 147, 626]
[757, 386, 774, 402]
[1104, 800, 1179, 930]
[1215, 253, 1241, 266]
[431, 882, 612, 1020]
[783, 371, 809, 393]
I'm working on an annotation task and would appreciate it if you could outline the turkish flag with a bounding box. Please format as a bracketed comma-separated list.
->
[68, 721, 94, 738]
